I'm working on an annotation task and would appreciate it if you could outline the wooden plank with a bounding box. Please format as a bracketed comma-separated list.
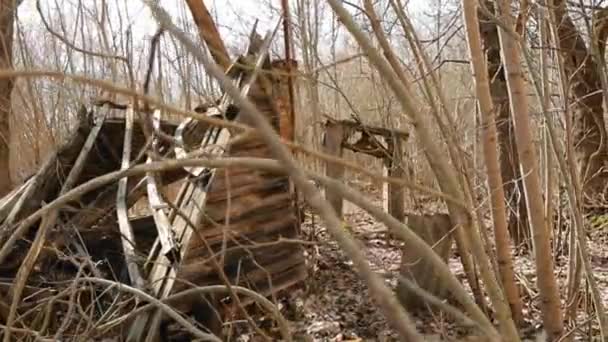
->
[323, 121, 345, 217]
[127, 177, 206, 342]
[179, 250, 304, 289]
[203, 191, 292, 222]
[185, 0, 231, 71]
[384, 137, 405, 223]
[271, 59, 297, 142]
[116, 105, 146, 289]
[183, 214, 297, 260]
[146, 109, 178, 259]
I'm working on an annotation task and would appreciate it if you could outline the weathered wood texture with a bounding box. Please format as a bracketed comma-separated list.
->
[173, 135, 306, 297]
[65, 113, 183, 229]
[170, 64, 306, 319]
[0, 0, 15, 198]
[271, 59, 297, 142]
[0, 108, 182, 274]
[186, 0, 231, 71]
[396, 213, 454, 312]
[322, 118, 408, 220]
[271, 59, 299, 222]
[322, 121, 345, 217]
[383, 137, 405, 224]
[0, 51, 305, 338]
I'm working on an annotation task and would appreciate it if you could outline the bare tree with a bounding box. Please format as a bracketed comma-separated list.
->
[494, 0, 564, 339]
[479, 2, 530, 247]
[551, 1, 608, 208]
[461, 0, 523, 326]
[0, 0, 16, 197]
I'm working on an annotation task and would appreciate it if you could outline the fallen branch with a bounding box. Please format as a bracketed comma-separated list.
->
[76, 277, 221, 342]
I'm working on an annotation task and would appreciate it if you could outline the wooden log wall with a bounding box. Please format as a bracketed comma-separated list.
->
[171, 58, 306, 319]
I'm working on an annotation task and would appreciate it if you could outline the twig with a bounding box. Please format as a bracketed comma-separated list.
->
[99, 283, 290, 339]
[0, 67, 468, 209]
[185, 0, 232, 71]
[143, 29, 165, 98]
[0, 157, 284, 266]
[142, 23, 282, 342]
[144, 2, 425, 340]
[53, 263, 86, 340]
[35, 0, 128, 63]
[3, 108, 108, 342]
[396, 276, 479, 330]
[157, 199, 286, 341]
[314, 172, 497, 337]
[74, 277, 221, 342]
[0, 177, 35, 223]
[326, 0, 503, 339]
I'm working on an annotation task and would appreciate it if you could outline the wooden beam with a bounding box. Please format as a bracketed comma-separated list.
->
[383, 137, 405, 223]
[185, 0, 231, 71]
[270, 59, 300, 231]
[324, 117, 409, 140]
[323, 121, 345, 216]
[271, 59, 297, 142]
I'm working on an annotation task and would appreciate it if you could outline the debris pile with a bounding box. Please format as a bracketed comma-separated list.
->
[0, 25, 304, 341]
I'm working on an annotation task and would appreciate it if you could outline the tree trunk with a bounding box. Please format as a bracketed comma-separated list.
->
[464, 1, 523, 326]
[479, 5, 530, 247]
[0, 0, 14, 198]
[495, 1, 564, 339]
[551, 1, 608, 208]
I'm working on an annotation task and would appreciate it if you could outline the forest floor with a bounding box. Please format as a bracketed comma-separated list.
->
[244, 182, 608, 342]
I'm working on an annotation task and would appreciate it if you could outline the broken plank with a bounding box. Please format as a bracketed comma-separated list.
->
[116, 105, 146, 289]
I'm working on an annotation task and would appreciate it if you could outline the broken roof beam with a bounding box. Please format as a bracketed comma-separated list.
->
[272, 59, 298, 142]
[116, 105, 146, 289]
[324, 117, 409, 140]
[186, 0, 231, 71]
[146, 109, 179, 262]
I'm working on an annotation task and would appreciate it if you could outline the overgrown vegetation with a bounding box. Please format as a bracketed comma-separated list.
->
[0, 0, 607, 341]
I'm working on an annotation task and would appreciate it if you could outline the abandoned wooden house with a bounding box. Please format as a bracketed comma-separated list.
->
[0, 23, 309, 341]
